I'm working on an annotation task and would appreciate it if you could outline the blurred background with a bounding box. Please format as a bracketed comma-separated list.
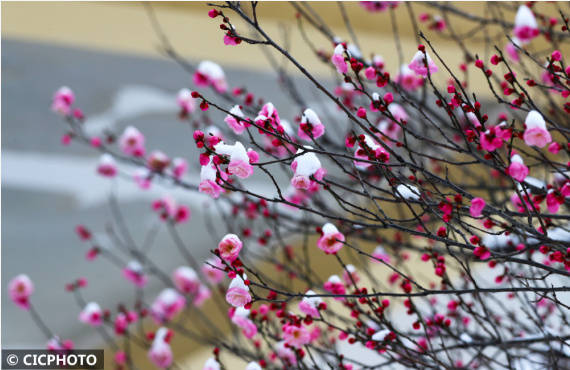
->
[1, 1, 551, 368]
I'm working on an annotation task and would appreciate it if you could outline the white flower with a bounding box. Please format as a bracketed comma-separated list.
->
[395, 184, 420, 200]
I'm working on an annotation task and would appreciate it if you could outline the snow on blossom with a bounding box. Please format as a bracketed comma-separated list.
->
[231, 307, 257, 339]
[513, 5, 539, 43]
[291, 147, 325, 190]
[214, 141, 255, 179]
[371, 329, 391, 342]
[298, 108, 325, 141]
[507, 154, 529, 182]
[97, 154, 118, 178]
[342, 264, 360, 285]
[51, 86, 75, 116]
[122, 260, 147, 287]
[396, 64, 423, 91]
[194, 61, 227, 93]
[331, 44, 348, 74]
[79, 302, 103, 327]
[224, 105, 247, 135]
[225, 275, 252, 308]
[151, 288, 186, 323]
[408, 50, 438, 76]
[523, 110, 551, 148]
[177, 88, 197, 114]
[148, 327, 173, 369]
[372, 245, 391, 264]
[317, 223, 345, 254]
[299, 290, 322, 317]
[119, 126, 145, 157]
[246, 362, 262, 370]
[354, 134, 390, 168]
[199, 158, 225, 199]
[323, 275, 346, 299]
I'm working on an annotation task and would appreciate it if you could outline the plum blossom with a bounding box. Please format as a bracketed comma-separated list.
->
[231, 307, 257, 339]
[299, 290, 323, 317]
[202, 257, 225, 284]
[51, 86, 75, 116]
[199, 158, 225, 199]
[8, 274, 34, 310]
[298, 108, 325, 140]
[354, 134, 390, 168]
[372, 329, 392, 342]
[282, 323, 311, 348]
[171, 157, 188, 180]
[396, 64, 423, 91]
[119, 126, 145, 157]
[122, 260, 147, 287]
[480, 123, 511, 152]
[147, 150, 170, 173]
[193, 61, 227, 93]
[203, 357, 221, 370]
[331, 44, 348, 74]
[323, 275, 346, 299]
[177, 88, 197, 115]
[372, 245, 391, 264]
[214, 141, 255, 179]
[513, 5, 539, 43]
[274, 341, 297, 366]
[342, 264, 360, 285]
[254, 102, 281, 131]
[507, 154, 529, 182]
[218, 233, 243, 262]
[469, 197, 486, 218]
[46, 336, 74, 351]
[148, 327, 173, 369]
[505, 37, 522, 63]
[523, 110, 551, 148]
[225, 275, 252, 308]
[408, 50, 438, 76]
[172, 266, 200, 295]
[97, 154, 117, 177]
[193, 285, 212, 307]
[224, 105, 247, 135]
[151, 289, 186, 323]
[291, 147, 325, 190]
[317, 223, 345, 254]
[79, 302, 103, 327]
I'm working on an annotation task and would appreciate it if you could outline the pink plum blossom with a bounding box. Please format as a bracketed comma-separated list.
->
[193, 61, 228, 93]
[505, 38, 522, 63]
[203, 357, 221, 370]
[291, 147, 325, 190]
[147, 150, 170, 172]
[193, 285, 211, 307]
[202, 257, 225, 284]
[323, 275, 346, 300]
[214, 141, 255, 179]
[218, 233, 243, 262]
[298, 108, 325, 140]
[148, 328, 173, 369]
[396, 64, 424, 91]
[275, 341, 297, 366]
[231, 307, 257, 339]
[97, 154, 117, 177]
[513, 5, 540, 43]
[46, 337, 74, 351]
[282, 323, 311, 348]
[331, 44, 348, 74]
[122, 260, 147, 287]
[172, 266, 200, 295]
[171, 157, 188, 180]
[51, 86, 75, 116]
[523, 110, 551, 148]
[299, 290, 322, 317]
[119, 126, 145, 157]
[79, 302, 103, 327]
[151, 289, 186, 323]
[177, 88, 197, 114]
[469, 197, 486, 218]
[372, 245, 391, 264]
[354, 135, 390, 168]
[480, 123, 511, 152]
[225, 276, 252, 308]
[224, 105, 247, 134]
[342, 264, 361, 285]
[317, 223, 345, 254]
[507, 154, 529, 182]
[199, 158, 224, 199]
[8, 274, 34, 310]
[408, 50, 438, 76]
